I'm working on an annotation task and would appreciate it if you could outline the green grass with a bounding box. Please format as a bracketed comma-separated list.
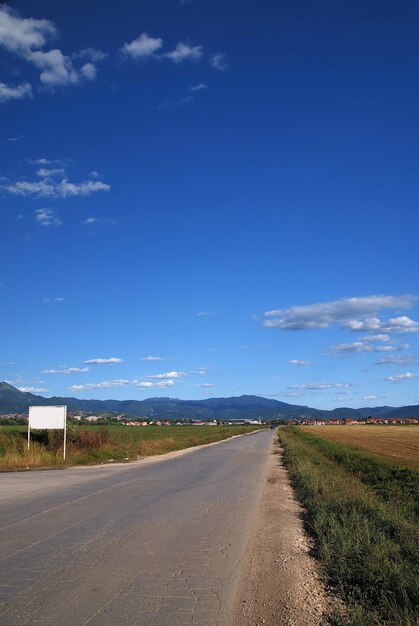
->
[0, 424, 262, 470]
[279, 427, 419, 626]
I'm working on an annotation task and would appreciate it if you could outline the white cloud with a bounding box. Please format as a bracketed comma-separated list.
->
[375, 355, 417, 366]
[83, 216, 116, 225]
[0, 81, 32, 102]
[264, 295, 417, 331]
[42, 367, 89, 374]
[69, 378, 174, 391]
[157, 95, 194, 110]
[282, 391, 305, 397]
[359, 334, 390, 342]
[190, 83, 208, 92]
[197, 310, 216, 316]
[383, 372, 419, 382]
[84, 357, 123, 364]
[121, 33, 163, 59]
[288, 382, 354, 390]
[146, 370, 185, 379]
[37, 167, 65, 177]
[134, 380, 174, 388]
[199, 383, 214, 388]
[18, 386, 48, 393]
[165, 42, 203, 63]
[331, 341, 409, 355]
[346, 316, 419, 333]
[42, 296, 64, 303]
[69, 379, 130, 391]
[141, 356, 164, 361]
[28, 157, 65, 165]
[35, 208, 60, 226]
[5, 178, 110, 197]
[0, 6, 104, 91]
[287, 359, 312, 366]
[73, 48, 108, 63]
[363, 395, 379, 401]
[210, 52, 228, 71]
[6, 134, 24, 141]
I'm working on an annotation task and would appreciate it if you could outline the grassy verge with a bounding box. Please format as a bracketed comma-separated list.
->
[279, 427, 419, 626]
[0, 424, 262, 470]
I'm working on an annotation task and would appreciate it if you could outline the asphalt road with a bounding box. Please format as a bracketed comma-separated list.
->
[0, 430, 273, 626]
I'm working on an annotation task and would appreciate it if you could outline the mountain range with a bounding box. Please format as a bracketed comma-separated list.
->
[1, 382, 418, 420]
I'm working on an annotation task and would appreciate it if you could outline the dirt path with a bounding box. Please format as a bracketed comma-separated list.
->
[233, 434, 331, 626]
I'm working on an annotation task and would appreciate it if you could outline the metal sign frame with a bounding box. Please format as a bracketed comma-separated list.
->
[28, 405, 67, 460]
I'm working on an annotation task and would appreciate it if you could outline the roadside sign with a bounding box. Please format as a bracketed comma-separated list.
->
[28, 406, 67, 460]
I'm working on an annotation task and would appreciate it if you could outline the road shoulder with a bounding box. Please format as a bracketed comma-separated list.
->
[232, 434, 331, 626]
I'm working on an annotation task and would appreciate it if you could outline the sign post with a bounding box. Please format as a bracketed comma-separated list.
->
[28, 406, 67, 460]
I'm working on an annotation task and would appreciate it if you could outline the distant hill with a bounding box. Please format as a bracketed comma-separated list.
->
[0, 382, 417, 420]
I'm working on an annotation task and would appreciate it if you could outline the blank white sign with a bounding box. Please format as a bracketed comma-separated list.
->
[29, 406, 66, 430]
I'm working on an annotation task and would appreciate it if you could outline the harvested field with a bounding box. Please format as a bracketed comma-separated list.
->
[301, 425, 419, 468]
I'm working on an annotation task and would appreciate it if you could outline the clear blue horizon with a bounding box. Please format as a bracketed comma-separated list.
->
[1, 0, 418, 410]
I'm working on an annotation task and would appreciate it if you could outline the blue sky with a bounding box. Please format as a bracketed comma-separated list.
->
[1, 0, 418, 409]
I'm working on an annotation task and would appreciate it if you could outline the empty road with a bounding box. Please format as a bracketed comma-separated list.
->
[0, 430, 274, 626]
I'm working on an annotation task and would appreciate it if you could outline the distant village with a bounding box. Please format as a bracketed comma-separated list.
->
[0, 410, 418, 426]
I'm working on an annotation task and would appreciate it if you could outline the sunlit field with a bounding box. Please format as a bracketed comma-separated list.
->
[301, 425, 419, 468]
[0, 424, 263, 470]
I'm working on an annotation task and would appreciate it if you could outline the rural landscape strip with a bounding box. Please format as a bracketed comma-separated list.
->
[0, 424, 263, 471]
[279, 427, 419, 626]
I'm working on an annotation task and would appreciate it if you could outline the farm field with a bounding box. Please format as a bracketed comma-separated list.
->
[279, 427, 419, 626]
[301, 425, 419, 468]
[0, 424, 263, 470]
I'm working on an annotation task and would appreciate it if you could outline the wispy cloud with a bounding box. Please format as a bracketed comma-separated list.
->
[6, 177, 110, 197]
[196, 310, 216, 317]
[157, 95, 193, 110]
[146, 370, 185, 379]
[84, 357, 123, 364]
[28, 157, 66, 165]
[287, 359, 312, 366]
[69, 379, 130, 391]
[0, 81, 32, 102]
[42, 296, 64, 303]
[165, 42, 203, 63]
[37, 167, 65, 177]
[264, 295, 417, 331]
[383, 372, 419, 382]
[18, 386, 48, 393]
[190, 83, 207, 92]
[288, 382, 354, 390]
[5, 134, 24, 142]
[35, 208, 61, 226]
[141, 356, 165, 361]
[210, 52, 228, 71]
[331, 341, 409, 355]
[374, 355, 417, 366]
[83, 217, 116, 225]
[69, 378, 174, 391]
[42, 366, 89, 374]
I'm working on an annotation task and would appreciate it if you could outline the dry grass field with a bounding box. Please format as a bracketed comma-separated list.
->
[301, 425, 419, 468]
